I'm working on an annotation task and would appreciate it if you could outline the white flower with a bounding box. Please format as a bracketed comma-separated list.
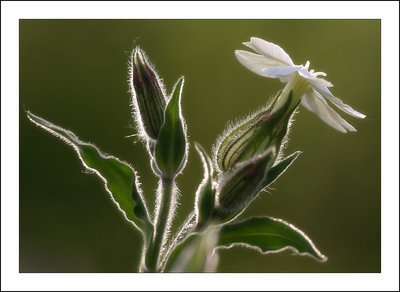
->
[235, 37, 366, 133]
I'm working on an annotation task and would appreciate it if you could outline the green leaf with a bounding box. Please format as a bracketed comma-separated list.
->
[218, 216, 327, 261]
[154, 77, 187, 179]
[258, 151, 301, 192]
[26, 111, 152, 234]
[163, 226, 220, 272]
[194, 142, 215, 226]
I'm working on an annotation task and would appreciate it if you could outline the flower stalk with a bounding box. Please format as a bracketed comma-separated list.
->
[145, 177, 176, 272]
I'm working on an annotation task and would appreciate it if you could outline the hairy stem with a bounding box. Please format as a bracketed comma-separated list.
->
[159, 211, 197, 270]
[145, 177, 175, 271]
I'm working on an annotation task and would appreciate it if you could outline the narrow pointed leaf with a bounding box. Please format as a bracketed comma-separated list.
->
[194, 142, 215, 225]
[26, 111, 152, 233]
[154, 77, 187, 179]
[217, 216, 327, 261]
[258, 151, 301, 192]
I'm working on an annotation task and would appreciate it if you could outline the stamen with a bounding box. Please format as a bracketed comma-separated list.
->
[305, 61, 310, 69]
[314, 71, 327, 77]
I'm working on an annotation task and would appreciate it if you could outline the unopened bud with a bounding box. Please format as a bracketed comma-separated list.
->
[215, 90, 299, 172]
[130, 47, 167, 140]
[214, 147, 275, 222]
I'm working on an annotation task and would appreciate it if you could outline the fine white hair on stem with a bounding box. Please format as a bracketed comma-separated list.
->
[153, 180, 180, 256]
[159, 211, 197, 270]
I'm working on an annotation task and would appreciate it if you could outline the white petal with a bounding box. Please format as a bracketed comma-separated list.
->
[327, 96, 366, 119]
[308, 77, 333, 88]
[306, 75, 333, 88]
[263, 66, 302, 78]
[235, 50, 281, 77]
[301, 89, 357, 133]
[308, 80, 366, 119]
[243, 37, 294, 67]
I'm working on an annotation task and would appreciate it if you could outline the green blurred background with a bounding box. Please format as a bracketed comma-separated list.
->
[19, 20, 380, 273]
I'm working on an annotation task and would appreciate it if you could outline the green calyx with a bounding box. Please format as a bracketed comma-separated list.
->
[216, 90, 299, 172]
[214, 147, 276, 222]
[131, 47, 167, 140]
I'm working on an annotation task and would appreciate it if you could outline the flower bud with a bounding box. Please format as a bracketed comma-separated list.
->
[130, 47, 167, 140]
[215, 90, 299, 172]
[213, 147, 275, 222]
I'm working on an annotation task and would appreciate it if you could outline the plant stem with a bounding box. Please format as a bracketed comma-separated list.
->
[145, 177, 175, 271]
[158, 211, 196, 270]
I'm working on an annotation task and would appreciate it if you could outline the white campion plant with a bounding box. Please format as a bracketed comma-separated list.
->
[26, 38, 365, 273]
